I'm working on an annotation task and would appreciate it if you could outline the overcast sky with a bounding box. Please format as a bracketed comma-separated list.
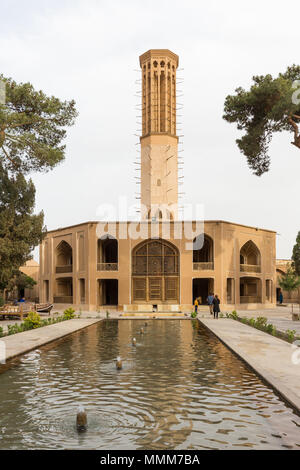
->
[1, 0, 300, 259]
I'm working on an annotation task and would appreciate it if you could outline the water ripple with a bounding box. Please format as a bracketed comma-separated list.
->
[0, 319, 299, 450]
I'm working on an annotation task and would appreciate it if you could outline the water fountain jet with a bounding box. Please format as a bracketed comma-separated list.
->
[76, 406, 87, 432]
[116, 356, 122, 369]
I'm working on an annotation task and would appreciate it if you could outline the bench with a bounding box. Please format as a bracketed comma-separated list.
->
[0, 303, 36, 321]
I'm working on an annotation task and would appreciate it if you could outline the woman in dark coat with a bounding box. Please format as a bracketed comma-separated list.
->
[212, 294, 220, 319]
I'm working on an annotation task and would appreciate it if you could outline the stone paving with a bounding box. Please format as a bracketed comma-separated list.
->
[1, 306, 300, 334]
[265, 318, 300, 336]
[228, 307, 300, 336]
[200, 318, 300, 412]
[1, 318, 100, 361]
[198, 306, 300, 335]
[237, 306, 300, 320]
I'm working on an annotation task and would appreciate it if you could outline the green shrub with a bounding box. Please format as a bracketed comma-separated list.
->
[266, 323, 276, 335]
[286, 329, 296, 342]
[0, 297, 4, 307]
[191, 311, 197, 318]
[255, 317, 267, 328]
[270, 325, 277, 336]
[24, 311, 41, 329]
[63, 308, 75, 320]
[229, 310, 238, 320]
[0, 306, 78, 339]
[228, 309, 295, 343]
[7, 323, 22, 335]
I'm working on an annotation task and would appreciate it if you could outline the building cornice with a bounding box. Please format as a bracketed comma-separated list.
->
[139, 49, 179, 67]
[45, 219, 276, 235]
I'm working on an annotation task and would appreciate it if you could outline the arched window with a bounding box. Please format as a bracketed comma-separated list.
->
[193, 234, 214, 270]
[97, 235, 118, 271]
[56, 241, 73, 273]
[132, 239, 179, 303]
[240, 241, 261, 273]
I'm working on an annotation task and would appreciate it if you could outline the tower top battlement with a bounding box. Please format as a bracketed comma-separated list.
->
[139, 49, 178, 138]
[139, 49, 179, 67]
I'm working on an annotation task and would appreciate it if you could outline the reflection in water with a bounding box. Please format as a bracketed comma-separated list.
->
[0, 319, 299, 450]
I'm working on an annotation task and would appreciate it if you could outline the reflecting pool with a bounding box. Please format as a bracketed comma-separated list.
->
[0, 319, 299, 449]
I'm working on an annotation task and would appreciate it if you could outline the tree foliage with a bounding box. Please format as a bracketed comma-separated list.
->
[223, 66, 300, 175]
[0, 75, 77, 290]
[0, 165, 45, 290]
[292, 231, 300, 276]
[0, 74, 77, 174]
[278, 265, 300, 294]
[7, 271, 37, 293]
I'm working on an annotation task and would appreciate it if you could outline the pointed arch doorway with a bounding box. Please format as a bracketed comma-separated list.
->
[132, 239, 180, 304]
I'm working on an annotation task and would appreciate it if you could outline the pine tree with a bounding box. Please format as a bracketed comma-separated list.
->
[292, 231, 300, 275]
[0, 166, 44, 291]
[0, 74, 77, 174]
[0, 75, 77, 292]
[291, 231, 300, 309]
[223, 66, 300, 175]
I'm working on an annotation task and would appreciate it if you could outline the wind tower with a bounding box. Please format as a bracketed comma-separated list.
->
[139, 49, 179, 220]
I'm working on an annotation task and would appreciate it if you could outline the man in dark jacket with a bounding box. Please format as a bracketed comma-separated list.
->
[207, 292, 214, 315]
[212, 294, 220, 319]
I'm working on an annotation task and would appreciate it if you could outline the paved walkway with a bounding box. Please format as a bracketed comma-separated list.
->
[237, 306, 300, 320]
[200, 318, 300, 412]
[3, 305, 298, 331]
[265, 318, 300, 336]
[1, 318, 100, 361]
[229, 307, 300, 336]
[196, 306, 300, 335]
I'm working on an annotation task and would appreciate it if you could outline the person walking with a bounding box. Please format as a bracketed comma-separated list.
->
[207, 292, 214, 315]
[212, 294, 220, 319]
[194, 298, 199, 314]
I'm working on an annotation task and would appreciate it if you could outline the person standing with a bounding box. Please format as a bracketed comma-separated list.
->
[194, 298, 199, 314]
[279, 290, 283, 305]
[212, 294, 220, 319]
[207, 292, 214, 315]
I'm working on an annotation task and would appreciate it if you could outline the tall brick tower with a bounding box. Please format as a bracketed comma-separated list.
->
[139, 49, 179, 220]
